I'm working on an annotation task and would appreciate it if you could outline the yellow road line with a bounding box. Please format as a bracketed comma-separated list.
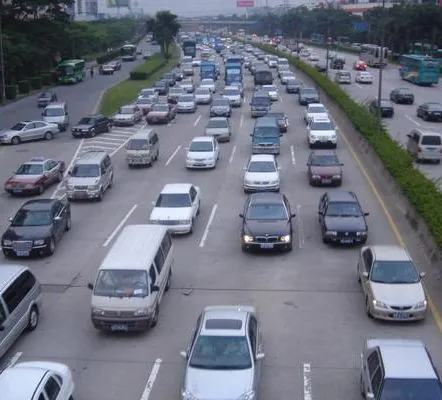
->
[339, 129, 442, 334]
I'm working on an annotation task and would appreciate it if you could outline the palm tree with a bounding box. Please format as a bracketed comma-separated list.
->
[146, 11, 180, 58]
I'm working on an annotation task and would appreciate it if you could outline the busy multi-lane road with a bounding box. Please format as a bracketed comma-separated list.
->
[0, 43, 442, 400]
[306, 45, 442, 183]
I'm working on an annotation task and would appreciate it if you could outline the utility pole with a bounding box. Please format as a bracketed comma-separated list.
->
[376, 0, 385, 135]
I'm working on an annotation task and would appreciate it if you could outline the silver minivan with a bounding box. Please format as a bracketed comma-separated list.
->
[406, 129, 442, 163]
[126, 128, 159, 167]
[88, 224, 174, 332]
[66, 151, 113, 201]
[42, 102, 70, 131]
[0, 264, 41, 359]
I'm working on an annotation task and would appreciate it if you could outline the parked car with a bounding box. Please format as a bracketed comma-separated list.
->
[71, 114, 112, 137]
[0, 121, 60, 145]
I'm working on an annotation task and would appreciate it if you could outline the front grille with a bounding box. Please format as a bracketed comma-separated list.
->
[160, 220, 181, 225]
[74, 185, 88, 190]
[255, 236, 279, 243]
[253, 181, 270, 184]
[390, 306, 412, 311]
[337, 231, 356, 238]
[12, 241, 33, 252]
[104, 310, 135, 318]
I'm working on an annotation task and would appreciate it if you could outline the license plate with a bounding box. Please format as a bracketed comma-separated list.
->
[16, 250, 30, 257]
[74, 193, 87, 198]
[14, 189, 23, 193]
[427, 148, 435, 151]
[393, 313, 409, 320]
[260, 243, 274, 249]
[340, 239, 353, 244]
[321, 179, 332, 184]
[195, 162, 205, 165]
[111, 324, 128, 331]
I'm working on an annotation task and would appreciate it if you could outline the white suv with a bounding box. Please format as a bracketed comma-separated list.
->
[304, 103, 328, 124]
[307, 116, 338, 148]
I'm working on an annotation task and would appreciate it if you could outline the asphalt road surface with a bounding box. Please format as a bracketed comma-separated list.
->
[0, 49, 441, 400]
[306, 46, 442, 184]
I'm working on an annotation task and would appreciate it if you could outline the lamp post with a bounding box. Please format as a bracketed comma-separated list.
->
[325, 35, 332, 78]
[376, 0, 386, 135]
[0, 12, 6, 101]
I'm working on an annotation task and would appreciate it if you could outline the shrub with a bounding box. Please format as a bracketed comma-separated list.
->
[41, 73, 52, 86]
[129, 71, 149, 80]
[242, 38, 442, 248]
[29, 77, 42, 90]
[5, 85, 17, 100]
[97, 49, 121, 65]
[129, 54, 165, 80]
[17, 80, 30, 94]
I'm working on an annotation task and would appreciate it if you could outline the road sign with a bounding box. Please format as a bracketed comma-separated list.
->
[237, 0, 255, 7]
[353, 22, 369, 32]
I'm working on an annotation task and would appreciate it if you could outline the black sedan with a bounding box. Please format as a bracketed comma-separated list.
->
[390, 88, 414, 104]
[318, 191, 369, 245]
[37, 90, 57, 107]
[265, 112, 289, 133]
[416, 102, 442, 122]
[239, 192, 296, 252]
[71, 114, 112, 138]
[369, 99, 394, 118]
[1, 197, 71, 257]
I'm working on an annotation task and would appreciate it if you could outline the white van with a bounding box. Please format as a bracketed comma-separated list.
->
[88, 224, 173, 332]
[42, 102, 70, 131]
[126, 128, 159, 167]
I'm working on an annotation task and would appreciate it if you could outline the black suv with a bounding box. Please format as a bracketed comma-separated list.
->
[369, 99, 394, 118]
[390, 88, 414, 105]
[318, 191, 369, 245]
[71, 114, 112, 138]
[239, 192, 296, 252]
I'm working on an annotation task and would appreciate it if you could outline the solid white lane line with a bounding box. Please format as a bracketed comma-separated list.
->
[303, 363, 312, 400]
[279, 95, 284, 103]
[165, 145, 181, 166]
[229, 145, 237, 164]
[199, 204, 218, 248]
[239, 114, 244, 127]
[6, 352, 22, 369]
[102, 204, 138, 247]
[297, 205, 305, 249]
[405, 114, 420, 126]
[140, 358, 162, 400]
[290, 145, 296, 165]
[193, 114, 202, 126]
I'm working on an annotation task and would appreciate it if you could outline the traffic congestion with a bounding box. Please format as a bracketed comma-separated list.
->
[0, 32, 441, 400]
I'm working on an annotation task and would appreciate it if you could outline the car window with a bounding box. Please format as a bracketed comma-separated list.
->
[190, 187, 197, 201]
[189, 141, 214, 152]
[94, 270, 148, 298]
[325, 201, 362, 217]
[44, 376, 61, 400]
[16, 163, 44, 175]
[154, 247, 165, 273]
[0, 302, 6, 324]
[421, 135, 441, 146]
[161, 232, 172, 258]
[310, 154, 339, 166]
[371, 367, 382, 398]
[370, 260, 420, 284]
[248, 316, 258, 355]
[248, 161, 276, 173]
[362, 249, 373, 271]
[246, 202, 287, 220]
[2, 271, 36, 314]
[367, 351, 380, 377]
[34, 122, 47, 128]
[149, 265, 157, 285]
[156, 193, 191, 207]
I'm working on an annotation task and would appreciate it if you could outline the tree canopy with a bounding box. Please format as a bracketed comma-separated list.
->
[146, 11, 180, 58]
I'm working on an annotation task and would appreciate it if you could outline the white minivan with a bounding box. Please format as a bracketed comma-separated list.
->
[88, 225, 173, 332]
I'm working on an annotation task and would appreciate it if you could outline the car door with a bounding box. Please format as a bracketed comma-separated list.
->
[318, 194, 327, 229]
[248, 315, 261, 392]
[52, 202, 64, 241]
[33, 121, 49, 140]
[21, 123, 36, 141]
[283, 195, 292, 234]
[44, 160, 59, 185]
[189, 186, 199, 218]
[359, 248, 373, 294]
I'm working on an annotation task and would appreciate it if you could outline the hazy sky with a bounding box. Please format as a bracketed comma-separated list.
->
[131, 0, 295, 16]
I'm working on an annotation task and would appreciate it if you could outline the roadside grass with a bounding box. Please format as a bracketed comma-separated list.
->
[99, 46, 180, 116]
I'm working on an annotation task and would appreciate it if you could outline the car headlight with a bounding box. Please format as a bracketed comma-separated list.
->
[280, 234, 291, 243]
[92, 307, 105, 316]
[356, 231, 367, 236]
[178, 219, 191, 224]
[326, 231, 337, 236]
[89, 184, 100, 190]
[2, 240, 12, 246]
[373, 300, 389, 309]
[270, 180, 279, 185]
[415, 300, 427, 309]
[312, 174, 321, 179]
[238, 391, 255, 400]
[243, 235, 254, 243]
[181, 390, 197, 400]
[331, 135, 337, 141]
[34, 239, 45, 246]
[134, 308, 149, 316]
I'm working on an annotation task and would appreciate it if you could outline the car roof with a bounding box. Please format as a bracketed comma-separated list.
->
[308, 103, 325, 108]
[21, 199, 57, 211]
[249, 192, 284, 204]
[75, 150, 108, 164]
[311, 115, 331, 122]
[326, 190, 357, 202]
[0, 264, 28, 291]
[0, 366, 48, 400]
[24, 157, 50, 165]
[369, 245, 411, 261]
[311, 150, 337, 157]
[191, 136, 213, 142]
[367, 339, 436, 379]
[201, 305, 256, 336]
[250, 154, 275, 162]
[44, 102, 65, 109]
[161, 183, 192, 194]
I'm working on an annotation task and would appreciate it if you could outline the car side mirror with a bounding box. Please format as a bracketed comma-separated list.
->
[67, 170, 72, 176]
[364, 212, 369, 216]
[180, 350, 188, 359]
[41, 112, 44, 116]
[420, 272, 426, 278]
[53, 216, 62, 221]
[340, 163, 344, 166]
[8, 217, 12, 222]
[290, 213, 296, 218]
[239, 213, 244, 218]
[0, 325, 5, 331]
[406, 134, 411, 138]
[87, 283, 94, 290]
[366, 393, 375, 399]
[65, 112, 68, 116]
[256, 352, 265, 360]
[151, 201, 156, 206]
[318, 211, 323, 215]
[151, 284, 160, 292]
[362, 271, 369, 279]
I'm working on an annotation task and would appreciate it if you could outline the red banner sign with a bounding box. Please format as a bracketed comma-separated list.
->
[237, 0, 255, 7]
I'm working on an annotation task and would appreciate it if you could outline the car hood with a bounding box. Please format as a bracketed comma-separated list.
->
[3, 225, 52, 241]
[178, 102, 195, 107]
[187, 151, 215, 159]
[324, 216, 366, 231]
[73, 124, 93, 130]
[0, 129, 21, 137]
[310, 166, 341, 176]
[244, 219, 290, 236]
[7, 174, 42, 183]
[67, 176, 100, 186]
[371, 282, 425, 305]
[206, 127, 229, 135]
[310, 130, 336, 137]
[150, 207, 192, 220]
[244, 171, 278, 182]
[114, 113, 134, 119]
[184, 367, 253, 399]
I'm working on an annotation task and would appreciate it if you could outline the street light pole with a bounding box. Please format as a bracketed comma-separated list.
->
[325, 34, 331, 78]
[376, 0, 386, 135]
[0, 12, 6, 101]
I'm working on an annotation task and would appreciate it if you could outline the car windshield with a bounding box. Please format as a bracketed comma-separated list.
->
[189, 335, 252, 370]
[370, 260, 420, 284]
[254, 127, 278, 137]
[152, 105, 169, 112]
[126, 139, 149, 150]
[252, 97, 269, 105]
[287, 80, 299, 85]
[43, 108, 64, 117]
[427, 103, 442, 111]
[78, 117, 95, 125]
[207, 119, 227, 128]
[189, 141, 213, 152]
[379, 378, 442, 400]
[248, 161, 276, 172]
[302, 88, 317, 95]
[310, 154, 340, 166]
[16, 164, 44, 175]
[71, 164, 100, 178]
[11, 209, 52, 227]
[224, 89, 239, 96]
[119, 107, 134, 114]
[325, 201, 362, 217]
[311, 121, 334, 131]
[10, 122, 26, 131]
[246, 203, 287, 220]
[155, 193, 191, 207]
[94, 270, 148, 298]
[195, 88, 210, 95]
[179, 95, 194, 102]
[213, 99, 229, 106]
[309, 106, 326, 114]
[39, 92, 51, 98]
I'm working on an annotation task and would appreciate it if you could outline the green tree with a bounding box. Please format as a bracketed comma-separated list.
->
[146, 11, 180, 58]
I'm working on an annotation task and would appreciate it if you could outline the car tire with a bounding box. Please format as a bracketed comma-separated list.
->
[47, 237, 56, 256]
[150, 305, 159, 328]
[57, 171, 63, 183]
[97, 188, 104, 202]
[44, 131, 53, 140]
[90, 130, 96, 138]
[37, 185, 44, 195]
[26, 306, 39, 331]
[2, 249, 12, 257]
[322, 236, 328, 244]
[365, 297, 373, 318]
[65, 215, 72, 231]
[165, 271, 172, 291]
[11, 136, 21, 145]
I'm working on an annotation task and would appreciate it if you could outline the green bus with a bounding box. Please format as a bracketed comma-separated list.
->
[56, 59, 86, 84]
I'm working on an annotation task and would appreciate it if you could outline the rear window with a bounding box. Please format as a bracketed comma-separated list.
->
[205, 319, 242, 330]
[421, 135, 442, 145]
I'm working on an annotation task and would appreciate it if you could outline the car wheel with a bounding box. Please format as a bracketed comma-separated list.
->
[44, 131, 53, 140]
[65, 215, 72, 231]
[165, 271, 172, 291]
[150, 305, 159, 328]
[365, 297, 373, 318]
[26, 306, 39, 331]
[37, 185, 44, 195]
[97, 188, 104, 202]
[196, 201, 200, 215]
[11, 136, 21, 145]
[322, 235, 328, 244]
[360, 375, 365, 397]
[2, 249, 12, 257]
[90, 130, 96, 138]
[47, 237, 56, 256]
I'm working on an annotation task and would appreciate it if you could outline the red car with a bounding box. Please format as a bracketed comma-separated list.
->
[146, 103, 176, 124]
[136, 97, 156, 115]
[353, 60, 367, 71]
[5, 157, 65, 195]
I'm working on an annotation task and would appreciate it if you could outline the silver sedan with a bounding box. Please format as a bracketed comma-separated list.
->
[0, 121, 60, 145]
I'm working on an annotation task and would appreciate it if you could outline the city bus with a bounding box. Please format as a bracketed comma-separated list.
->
[121, 44, 137, 61]
[182, 39, 197, 58]
[360, 44, 388, 67]
[56, 59, 85, 84]
[399, 54, 440, 86]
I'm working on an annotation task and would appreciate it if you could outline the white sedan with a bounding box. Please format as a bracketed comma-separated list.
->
[355, 71, 373, 84]
[0, 361, 75, 400]
[244, 154, 280, 192]
[308, 53, 320, 61]
[150, 183, 201, 234]
[112, 104, 143, 126]
[200, 78, 216, 93]
[186, 136, 219, 169]
[262, 85, 278, 101]
[0, 120, 60, 145]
